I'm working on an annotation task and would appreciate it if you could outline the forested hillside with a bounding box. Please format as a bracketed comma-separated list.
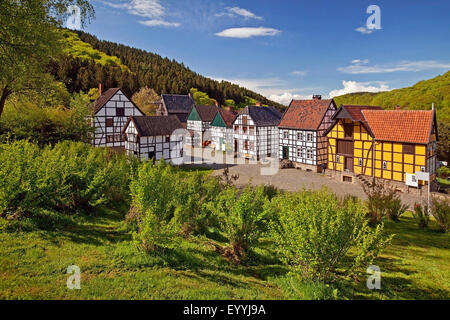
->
[48, 30, 284, 109]
[334, 71, 450, 122]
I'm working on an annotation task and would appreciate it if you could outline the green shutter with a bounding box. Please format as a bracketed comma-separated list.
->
[188, 106, 201, 121]
[210, 112, 226, 127]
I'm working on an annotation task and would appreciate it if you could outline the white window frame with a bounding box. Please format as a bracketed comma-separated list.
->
[306, 148, 313, 159]
[358, 158, 363, 166]
[307, 133, 313, 142]
[283, 131, 289, 139]
[297, 132, 303, 140]
[382, 161, 387, 170]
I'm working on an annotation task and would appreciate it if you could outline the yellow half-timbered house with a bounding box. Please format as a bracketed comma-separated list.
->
[325, 105, 438, 187]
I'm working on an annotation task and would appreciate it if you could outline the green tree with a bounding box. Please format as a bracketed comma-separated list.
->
[131, 87, 160, 115]
[0, 0, 94, 120]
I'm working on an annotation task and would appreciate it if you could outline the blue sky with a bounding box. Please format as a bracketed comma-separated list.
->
[81, 0, 450, 105]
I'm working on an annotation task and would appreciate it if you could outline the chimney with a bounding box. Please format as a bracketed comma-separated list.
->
[255, 101, 262, 107]
[395, 105, 401, 110]
[312, 95, 322, 100]
[99, 83, 102, 96]
[215, 101, 219, 107]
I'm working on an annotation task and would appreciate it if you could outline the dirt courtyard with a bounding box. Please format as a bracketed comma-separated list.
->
[183, 147, 430, 208]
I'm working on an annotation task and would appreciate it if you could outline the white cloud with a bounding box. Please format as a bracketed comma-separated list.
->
[328, 80, 390, 97]
[355, 26, 374, 34]
[215, 6, 262, 20]
[291, 70, 307, 76]
[338, 60, 450, 74]
[102, 0, 180, 27]
[215, 27, 281, 38]
[268, 93, 311, 105]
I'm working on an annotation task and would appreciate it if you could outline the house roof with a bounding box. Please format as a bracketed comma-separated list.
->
[362, 109, 436, 144]
[93, 88, 120, 114]
[239, 106, 282, 126]
[194, 105, 221, 122]
[162, 94, 195, 114]
[93, 88, 144, 115]
[220, 109, 238, 127]
[123, 115, 183, 137]
[279, 99, 334, 130]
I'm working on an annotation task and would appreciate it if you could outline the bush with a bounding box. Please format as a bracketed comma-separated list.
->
[173, 173, 222, 236]
[430, 197, 450, 233]
[129, 160, 181, 251]
[213, 184, 271, 261]
[412, 203, 429, 229]
[0, 140, 132, 220]
[362, 179, 407, 224]
[270, 189, 392, 282]
[437, 166, 450, 179]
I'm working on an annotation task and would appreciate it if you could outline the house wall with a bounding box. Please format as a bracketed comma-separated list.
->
[279, 129, 317, 165]
[124, 121, 184, 163]
[327, 119, 436, 183]
[186, 120, 211, 145]
[233, 114, 278, 159]
[211, 126, 233, 151]
[93, 90, 143, 148]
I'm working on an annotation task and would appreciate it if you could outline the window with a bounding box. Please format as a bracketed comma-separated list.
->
[106, 118, 114, 127]
[244, 140, 249, 150]
[106, 135, 114, 143]
[297, 132, 303, 140]
[306, 149, 313, 159]
[165, 136, 170, 143]
[337, 140, 353, 155]
[420, 166, 425, 172]
[358, 158, 363, 166]
[343, 124, 353, 138]
[283, 131, 289, 139]
[297, 148, 303, 158]
[403, 144, 415, 154]
[234, 125, 239, 132]
[116, 108, 125, 117]
[382, 161, 387, 170]
[115, 134, 123, 142]
[242, 116, 248, 126]
[243, 126, 248, 133]
[307, 133, 313, 142]
[336, 155, 340, 163]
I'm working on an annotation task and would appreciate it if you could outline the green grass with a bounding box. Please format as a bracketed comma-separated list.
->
[0, 210, 448, 300]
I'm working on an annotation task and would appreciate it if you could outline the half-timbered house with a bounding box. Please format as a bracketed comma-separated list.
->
[232, 106, 282, 160]
[122, 115, 184, 163]
[92, 87, 144, 149]
[186, 105, 220, 146]
[156, 94, 195, 123]
[278, 95, 337, 172]
[325, 105, 438, 189]
[210, 109, 238, 152]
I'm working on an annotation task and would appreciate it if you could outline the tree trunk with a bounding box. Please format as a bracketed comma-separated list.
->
[0, 86, 11, 121]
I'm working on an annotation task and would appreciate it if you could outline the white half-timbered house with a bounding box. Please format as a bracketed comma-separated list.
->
[278, 95, 336, 172]
[186, 105, 220, 146]
[211, 109, 238, 152]
[232, 106, 282, 160]
[122, 115, 184, 163]
[92, 88, 144, 149]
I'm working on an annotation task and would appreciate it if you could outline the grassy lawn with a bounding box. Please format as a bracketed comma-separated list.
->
[0, 209, 448, 300]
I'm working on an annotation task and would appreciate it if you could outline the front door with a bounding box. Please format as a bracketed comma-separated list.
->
[345, 156, 353, 172]
[282, 146, 289, 160]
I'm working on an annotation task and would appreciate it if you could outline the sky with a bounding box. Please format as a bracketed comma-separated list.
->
[77, 0, 450, 105]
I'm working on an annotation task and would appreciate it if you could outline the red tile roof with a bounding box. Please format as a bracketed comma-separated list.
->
[219, 109, 238, 127]
[341, 105, 383, 122]
[362, 110, 435, 144]
[279, 99, 333, 130]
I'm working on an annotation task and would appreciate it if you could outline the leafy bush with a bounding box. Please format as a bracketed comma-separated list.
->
[430, 197, 450, 233]
[213, 185, 271, 261]
[362, 179, 407, 224]
[413, 203, 429, 229]
[129, 160, 181, 251]
[173, 173, 222, 236]
[270, 189, 391, 282]
[437, 166, 450, 179]
[0, 140, 132, 220]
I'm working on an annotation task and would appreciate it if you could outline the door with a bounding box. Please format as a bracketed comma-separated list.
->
[345, 156, 353, 172]
[282, 146, 289, 160]
[234, 139, 238, 152]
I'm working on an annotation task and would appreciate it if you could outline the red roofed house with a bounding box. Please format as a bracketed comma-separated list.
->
[325, 105, 438, 189]
[92, 86, 144, 149]
[278, 95, 337, 172]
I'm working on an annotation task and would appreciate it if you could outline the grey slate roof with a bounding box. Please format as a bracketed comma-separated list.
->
[124, 115, 183, 137]
[239, 106, 282, 126]
[162, 94, 195, 114]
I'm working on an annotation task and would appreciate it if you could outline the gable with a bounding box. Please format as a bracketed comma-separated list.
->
[211, 112, 226, 127]
[94, 88, 144, 116]
[188, 106, 201, 121]
[279, 99, 334, 130]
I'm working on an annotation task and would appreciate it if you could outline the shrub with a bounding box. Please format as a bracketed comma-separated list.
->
[173, 173, 222, 236]
[129, 160, 180, 251]
[362, 179, 406, 224]
[213, 184, 271, 261]
[437, 166, 450, 179]
[412, 203, 429, 229]
[430, 197, 450, 233]
[270, 189, 392, 282]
